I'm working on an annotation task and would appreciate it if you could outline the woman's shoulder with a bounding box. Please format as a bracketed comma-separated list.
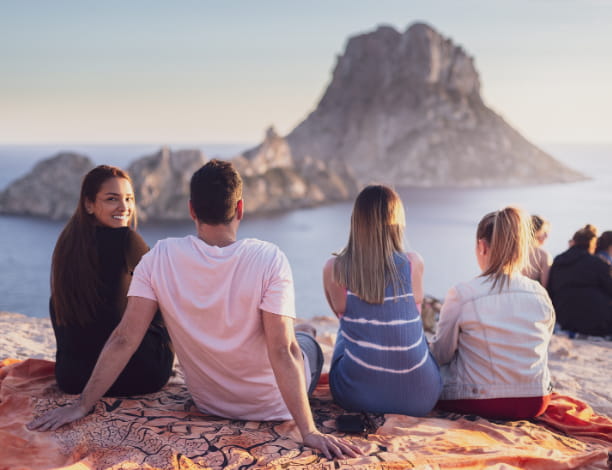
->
[323, 256, 336, 269]
[511, 273, 549, 292]
[509, 275, 555, 312]
[533, 245, 552, 264]
[404, 250, 423, 266]
[322, 256, 338, 280]
[451, 276, 487, 298]
[124, 227, 147, 246]
[402, 251, 423, 273]
[121, 228, 149, 268]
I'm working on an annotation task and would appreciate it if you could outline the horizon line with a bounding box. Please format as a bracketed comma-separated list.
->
[1, 140, 611, 147]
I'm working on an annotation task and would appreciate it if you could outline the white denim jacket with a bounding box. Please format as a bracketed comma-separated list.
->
[431, 274, 555, 401]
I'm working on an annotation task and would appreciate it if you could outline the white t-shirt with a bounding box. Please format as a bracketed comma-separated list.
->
[128, 235, 297, 420]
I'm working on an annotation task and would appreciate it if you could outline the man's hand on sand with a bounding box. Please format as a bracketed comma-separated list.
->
[303, 430, 363, 460]
[27, 401, 90, 432]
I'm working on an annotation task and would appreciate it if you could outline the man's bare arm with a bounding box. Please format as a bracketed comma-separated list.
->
[262, 311, 361, 459]
[28, 296, 159, 431]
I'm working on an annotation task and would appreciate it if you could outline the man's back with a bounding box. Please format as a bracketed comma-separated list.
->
[128, 235, 297, 420]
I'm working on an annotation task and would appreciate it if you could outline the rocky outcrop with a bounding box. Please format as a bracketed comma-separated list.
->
[128, 147, 208, 221]
[285, 23, 584, 186]
[0, 153, 93, 220]
[233, 126, 293, 177]
[233, 127, 358, 214]
[125, 129, 357, 219]
[0, 135, 357, 221]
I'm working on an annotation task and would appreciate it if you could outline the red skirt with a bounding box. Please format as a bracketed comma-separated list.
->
[436, 395, 551, 420]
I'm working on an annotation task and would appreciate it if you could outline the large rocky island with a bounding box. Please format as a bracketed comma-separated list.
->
[0, 22, 584, 221]
[286, 23, 583, 187]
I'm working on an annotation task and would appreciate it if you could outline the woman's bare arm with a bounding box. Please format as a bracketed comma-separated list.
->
[322, 257, 346, 317]
[406, 251, 424, 313]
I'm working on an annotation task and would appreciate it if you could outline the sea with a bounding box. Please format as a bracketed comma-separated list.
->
[0, 143, 610, 320]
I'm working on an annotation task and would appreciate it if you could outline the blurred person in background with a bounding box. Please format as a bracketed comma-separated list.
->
[548, 224, 612, 337]
[522, 215, 553, 288]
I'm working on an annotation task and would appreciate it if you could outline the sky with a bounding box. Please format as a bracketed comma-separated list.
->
[1, 0, 611, 146]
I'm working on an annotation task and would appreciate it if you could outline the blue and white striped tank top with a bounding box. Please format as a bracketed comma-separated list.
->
[329, 253, 442, 416]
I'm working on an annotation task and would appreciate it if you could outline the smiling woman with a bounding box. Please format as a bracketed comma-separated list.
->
[49, 165, 174, 396]
[84, 177, 136, 229]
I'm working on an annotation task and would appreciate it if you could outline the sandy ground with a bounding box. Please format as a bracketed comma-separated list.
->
[2, 310, 610, 418]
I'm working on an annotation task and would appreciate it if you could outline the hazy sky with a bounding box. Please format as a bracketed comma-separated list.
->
[1, 0, 611, 145]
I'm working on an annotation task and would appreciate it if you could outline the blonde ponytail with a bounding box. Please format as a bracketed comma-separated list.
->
[477, 206, 530, 291]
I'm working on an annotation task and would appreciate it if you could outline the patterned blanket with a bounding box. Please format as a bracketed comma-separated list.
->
[1, 358, 610, 470]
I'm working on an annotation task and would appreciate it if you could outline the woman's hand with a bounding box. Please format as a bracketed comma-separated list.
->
[303, 430, 363, 460]
[27, 401, 91, 432]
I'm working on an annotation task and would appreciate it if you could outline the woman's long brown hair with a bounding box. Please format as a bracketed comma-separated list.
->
[572, 224, 598, 249]
[51, 165, 136, 326]
[333, 185, 405, 304]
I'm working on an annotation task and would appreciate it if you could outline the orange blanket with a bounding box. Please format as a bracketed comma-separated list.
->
[1, 358, 610, 470]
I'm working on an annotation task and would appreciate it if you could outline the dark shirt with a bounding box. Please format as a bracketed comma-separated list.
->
[50, 226, 174, 395]
[547, 245, 612, 336]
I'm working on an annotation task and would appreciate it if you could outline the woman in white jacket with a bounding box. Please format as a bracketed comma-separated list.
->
[431, 207, 555, 420]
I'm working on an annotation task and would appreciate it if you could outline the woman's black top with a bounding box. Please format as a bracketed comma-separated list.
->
[50, 226, 174, 396]
[547, 245, 612, 336]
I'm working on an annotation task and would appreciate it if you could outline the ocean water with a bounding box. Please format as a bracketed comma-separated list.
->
[0, 143, 610, 319]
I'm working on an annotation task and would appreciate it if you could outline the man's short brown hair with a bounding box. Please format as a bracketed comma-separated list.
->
[190, 159, 243, 225]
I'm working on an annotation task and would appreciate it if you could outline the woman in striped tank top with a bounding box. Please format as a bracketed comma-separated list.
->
[323, 185, 442, 415]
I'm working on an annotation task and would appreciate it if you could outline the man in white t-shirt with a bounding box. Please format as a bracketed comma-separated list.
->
[29, 160, 360, 460]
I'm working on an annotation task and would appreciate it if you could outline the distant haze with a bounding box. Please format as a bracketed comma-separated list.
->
[1, 1, 611, 146]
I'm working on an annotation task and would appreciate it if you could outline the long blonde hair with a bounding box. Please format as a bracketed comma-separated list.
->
[477, 206, 530, 291]
[333, 185, 405, 304]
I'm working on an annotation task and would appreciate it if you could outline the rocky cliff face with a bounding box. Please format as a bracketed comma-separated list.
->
[128, 147, 208, 221]
[127, 129, 356, 219]
[0, 134, 357, 221]
[286, 23, 584, 186]
[232, 127, 358, 214]
[0, 153, 93, 219]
